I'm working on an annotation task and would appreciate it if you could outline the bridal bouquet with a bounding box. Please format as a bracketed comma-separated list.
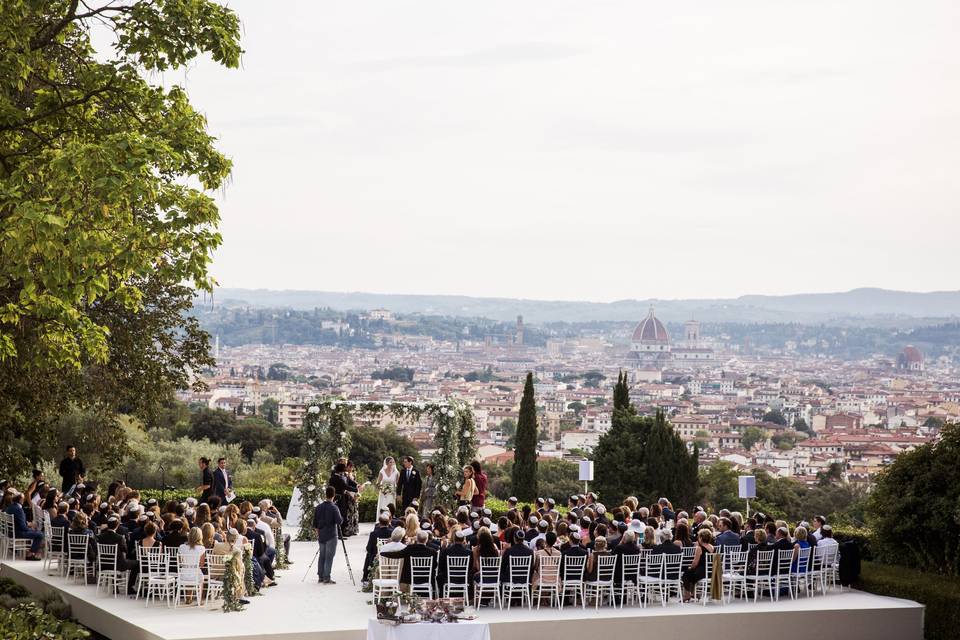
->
[380, 483, 395, 497]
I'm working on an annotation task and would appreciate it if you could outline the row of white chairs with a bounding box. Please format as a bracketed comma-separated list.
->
[370, 544, 840, 610]
[6, 513, 227, 608]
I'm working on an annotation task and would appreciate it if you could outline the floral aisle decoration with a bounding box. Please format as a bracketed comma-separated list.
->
[274, 534, 289, 570]
[221, 550, 246, 612]
[242, 546, 259, 597]
[295, 400, 478, 527]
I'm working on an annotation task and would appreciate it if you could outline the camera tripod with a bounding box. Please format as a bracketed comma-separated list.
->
[302, 524, 355, 586]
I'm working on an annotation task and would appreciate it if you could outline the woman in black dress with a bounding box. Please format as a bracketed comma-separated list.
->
[197, 457, 213, 503]
[681, 528, 715, 602]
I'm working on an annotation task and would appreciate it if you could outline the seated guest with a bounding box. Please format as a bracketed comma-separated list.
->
[438, 528, 472, 595]
[651, 527, 682, 556]
[791, 526, 811, 573]
[163, 519, 188, 548]
[96, 516, 130, 570]
[501, 529, 534, 584]
[817, 525, 839, 553]
[560, 531, 589, 578]
[715, 517, 740, 548]
[362, 513, 395, 583]
[379, 527, 407, 554]
[50, 502, 71, 551]
[746, 529, 773, 575]
[585, 536, 612, 581]
[641, 526, 656, 550]
[772, 526, 794, 572]
[127, 521, 161, 595]
[533, 531, 561, 586]
[177, 526, 207, 602]
[812, 515, 827, 541]
[674, 521, 694, 547]
[681, 528, 715, 602]
[5, 490, 43, 560]
[68, 512, 98, 567]
[379, 529, 438, 592]
[471, 527, 501, 588]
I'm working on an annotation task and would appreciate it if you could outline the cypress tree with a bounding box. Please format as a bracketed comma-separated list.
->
[512, 372, 539, 500]
[613, 370, 631, 411]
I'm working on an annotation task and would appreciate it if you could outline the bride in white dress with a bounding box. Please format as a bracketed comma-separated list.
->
[375, 457, 399, 518]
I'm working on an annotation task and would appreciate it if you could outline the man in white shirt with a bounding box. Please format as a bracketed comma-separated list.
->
[812, 515, 827, 541]
[253, 508, 276, 549]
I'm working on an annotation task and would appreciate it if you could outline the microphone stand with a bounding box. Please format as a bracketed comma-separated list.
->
[159, 464, 166, 503]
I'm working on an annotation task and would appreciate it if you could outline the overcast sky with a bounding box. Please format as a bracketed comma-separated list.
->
[170, 0, 959, 302]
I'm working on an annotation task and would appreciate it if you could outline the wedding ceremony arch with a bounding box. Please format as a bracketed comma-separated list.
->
[295, 399, 478, 539]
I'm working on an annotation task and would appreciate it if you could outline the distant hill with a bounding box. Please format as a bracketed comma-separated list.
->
[205, 287, 960, 325]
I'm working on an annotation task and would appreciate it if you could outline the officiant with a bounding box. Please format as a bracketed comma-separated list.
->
[327, 462, 357, 535]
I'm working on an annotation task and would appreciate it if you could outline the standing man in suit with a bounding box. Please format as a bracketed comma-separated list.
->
[58, 445, 85, 493]
[213, 457, 233, 503]
[396, 456, 422, 512]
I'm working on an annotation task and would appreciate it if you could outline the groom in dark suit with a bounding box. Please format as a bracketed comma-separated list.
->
[396, 456, 422, 512]
[212, 457, 233, 503]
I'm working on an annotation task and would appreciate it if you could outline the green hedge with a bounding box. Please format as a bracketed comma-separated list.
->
[855, 560, 960, 640]
[832, 525, 874, 561]
[138, 487, 292, 515]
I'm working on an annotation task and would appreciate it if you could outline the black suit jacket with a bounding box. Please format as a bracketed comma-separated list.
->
[500, 544, 534, 583]
[381, 543, 437, 585]
[559, 545, 589, 577]
[396, 467, 422, 507]
[96, 530, 128, 569]
[213, 467, 232, 501]
[437, 544, 472, 586]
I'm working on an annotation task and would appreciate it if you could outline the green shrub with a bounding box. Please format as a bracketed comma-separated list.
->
[138, 486, 293, 515]
[0, 578, 30, 600]
[0, 603, 89, 640]
[831, 525, 874, 561]
[855, 560, 960, 640]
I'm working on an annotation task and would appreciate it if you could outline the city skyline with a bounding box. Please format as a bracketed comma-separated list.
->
[157, 0, 959, 301]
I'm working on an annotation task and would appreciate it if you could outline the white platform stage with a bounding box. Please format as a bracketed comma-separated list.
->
[1, 524, 924, 640]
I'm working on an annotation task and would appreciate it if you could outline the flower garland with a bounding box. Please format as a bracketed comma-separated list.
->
[431, 406, 460, 507]
[274, 535, 289, 570]
[297, 400, 354, 539]
[221, 550, 246, 612]
[454, 401, 478, 468]
[242, 546, 259, 596]
[296, 399, 479, 535]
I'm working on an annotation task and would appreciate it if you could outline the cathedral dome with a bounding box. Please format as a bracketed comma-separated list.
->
[632, 307, 670, 344]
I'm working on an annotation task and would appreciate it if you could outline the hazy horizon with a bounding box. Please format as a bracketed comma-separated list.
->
[165, 0, 959, 302]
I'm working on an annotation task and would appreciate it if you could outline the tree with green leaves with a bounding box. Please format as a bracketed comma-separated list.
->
[511, 372, 538, 500]
[258, 398, 280, 426]
[867, 424, 960, 575]
[594, 409, 698, 507]
[613, 370, 631, 411]
[228, 417, 276, 463]
[741, 426, 766, 450]
[0, 1, 242, 479]
[762, 409, 787, 425]
[189, 408, 236, 444]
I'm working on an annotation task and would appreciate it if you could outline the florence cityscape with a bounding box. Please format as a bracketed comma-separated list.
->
[1, 1, 958, 639]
